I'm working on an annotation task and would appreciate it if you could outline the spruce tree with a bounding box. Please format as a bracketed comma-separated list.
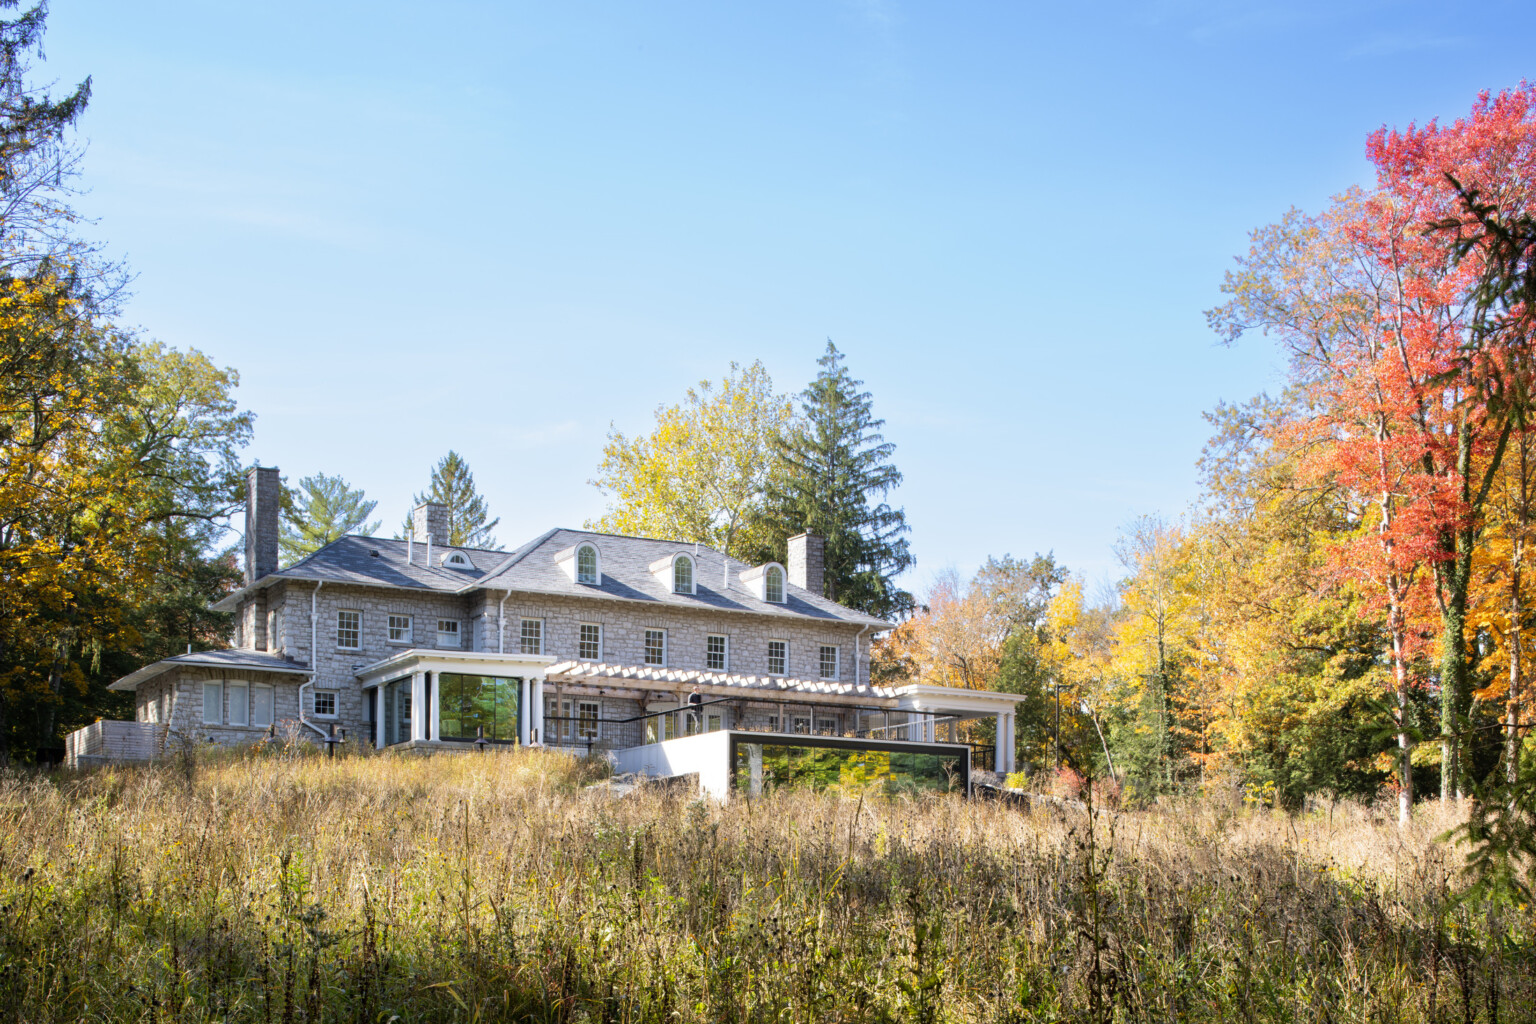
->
[767, 342, 914, 618]
[409, 451, 501, 549]
[280, 473, 379, 565]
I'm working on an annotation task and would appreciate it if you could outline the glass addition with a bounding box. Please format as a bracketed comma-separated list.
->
[735, 742, 964, 797]
[438, 672, 522, 742]
[382, 677, 412, 746]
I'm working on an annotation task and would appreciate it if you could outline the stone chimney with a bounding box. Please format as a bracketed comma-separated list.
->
[244, 466, 281, 585]
[787, 532, 824, 597]
[413, 502, 449, 548]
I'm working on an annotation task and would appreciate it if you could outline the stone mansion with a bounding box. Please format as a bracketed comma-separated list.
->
[78, 467, 1022, 788]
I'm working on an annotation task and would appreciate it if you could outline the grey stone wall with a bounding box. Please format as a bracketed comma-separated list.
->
[787, 533, 825, 597]
[245, 467, 280, 585]
[133, 667, 307, 746]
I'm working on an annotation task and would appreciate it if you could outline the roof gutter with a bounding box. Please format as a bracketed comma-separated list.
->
[298, 581, 328, 740]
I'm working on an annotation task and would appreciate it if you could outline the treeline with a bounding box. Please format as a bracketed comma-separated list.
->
[882, 87, 1536, 817]
[587, 342, 916, 620]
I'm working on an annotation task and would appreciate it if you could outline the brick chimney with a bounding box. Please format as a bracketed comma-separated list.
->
[787, 532, 824, 597]
[413, 502, 449, 548]
[244, 466, 280, 585]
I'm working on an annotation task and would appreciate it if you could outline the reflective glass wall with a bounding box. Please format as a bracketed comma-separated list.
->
[734, 740, 964, 797]
[439, 673, 521, 742]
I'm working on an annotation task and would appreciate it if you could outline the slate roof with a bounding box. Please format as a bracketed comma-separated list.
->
[212, 529, 890, 629]
[108, 649, 311, 691]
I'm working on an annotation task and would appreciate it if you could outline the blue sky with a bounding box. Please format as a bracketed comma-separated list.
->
[43, 0, 1536, 591]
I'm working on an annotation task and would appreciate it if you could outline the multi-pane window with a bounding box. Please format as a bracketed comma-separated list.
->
[437, 620, 461, 648]
[577, 700, 600, 741]
[793, 716, 811, 734]
[520, 618, 543, 655]
[388, 614, 412, 643]
[819, 645, 840, 680]
[765, 565, 785, 603]
[314, 691, 337, 717]
[706, 634, 728, 671]
[767, 640, 787, 676]
[815, 717, 837, 736]
[579, 623, 602, 661]
[673, 555, 693, 594]
[336, 610, 361, 649]
[202, 681, 223, 725]
[644, 629, 667, 666]
[576, 544, 599, 584]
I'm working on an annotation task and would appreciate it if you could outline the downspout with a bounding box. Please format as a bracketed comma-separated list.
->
[298, 580, 328, 739]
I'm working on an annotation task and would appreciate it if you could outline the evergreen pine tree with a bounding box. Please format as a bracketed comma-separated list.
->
[767, 342, 914, 618]
[281, 473, 379, 565]
[408, 451, 501, 549]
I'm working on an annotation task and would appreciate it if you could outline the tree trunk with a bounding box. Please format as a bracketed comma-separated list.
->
[1439, 419, 1475, 802]
[1507, 549, 1522, 791]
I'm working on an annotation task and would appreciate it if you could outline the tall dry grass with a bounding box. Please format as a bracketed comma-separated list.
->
[0, 747, 1530, 1023]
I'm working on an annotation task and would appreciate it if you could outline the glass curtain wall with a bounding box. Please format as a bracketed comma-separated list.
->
[734, 741, 963, 797]
[439, 673, 522, 742]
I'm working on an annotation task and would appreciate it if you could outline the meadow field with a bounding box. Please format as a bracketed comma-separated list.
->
[0, 747, 1529, 1024]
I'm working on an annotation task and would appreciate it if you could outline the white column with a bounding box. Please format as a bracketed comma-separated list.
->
[518, 678, 531, 745]
[1004, 712, 1016, 774]
[429, 674, 441, 742]
[994, 712, 1007, 774]
[411, 671, 427, 742]
[531, 677, 545, 745]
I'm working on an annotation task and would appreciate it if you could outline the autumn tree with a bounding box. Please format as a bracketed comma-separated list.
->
[282, 473, 379, 564]
[407, 451, 500, 549]
[767, 342, 914, 618]
[589, 361, 795, 560]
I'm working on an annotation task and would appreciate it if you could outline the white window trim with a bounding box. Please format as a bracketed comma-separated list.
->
[437, 619, 462, 648]
[576, 543, 601, 585]
[252, 683, 275, 728]
[578, 622, 603, 662]
[765, 563, 786, 604]
[227, 680, 249, 727]
[644, 628, 668, 667]
[767, 639, 788, 677]
[202, 681, 223, 725]
[336, 609, 362, 650]
[819, 644, 841, 680]
[672, 554, 695, 595]
[387, 614, 413, 645]
[706, 633, 729, 672]
[520, 617, 544, 656]
[312, 689, 339, 719]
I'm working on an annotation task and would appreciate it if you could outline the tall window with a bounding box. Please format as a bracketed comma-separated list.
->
[819, 645, 839, 680]
[314, 691, 337, 717]
[388, 614, 412, 643]
[228, 682, 249, 726]
[673, 555, 693, 594]
[579, 623, 602, 661]
[576, 544, 599, 584]
[767, 640, 787, 676]
[439, 673, 521, 742]
[336, 610, 361, 649]
[765, 565, 785, 603]
[644, 629, 666, 666]
[202, 681, 223, 725]
[252, 685, 274, 728]
[706, 634, 728, 671]
[437, 620, 461, 648]
[520, 618, 543, 655]
[577, 700, 600, 741]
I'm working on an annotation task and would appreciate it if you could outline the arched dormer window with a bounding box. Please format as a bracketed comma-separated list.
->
[765, 564, 785, 603]
[673, 554, 694, 594]
[441, 551, 472, 569]
[576, 544, 600, 584]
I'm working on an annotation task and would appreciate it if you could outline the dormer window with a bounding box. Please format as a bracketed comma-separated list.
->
[576, 544, 599, 584]
[673, 555, 694, 594]
[441, 551, 472, 569]
[765, 564, 785, 603]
